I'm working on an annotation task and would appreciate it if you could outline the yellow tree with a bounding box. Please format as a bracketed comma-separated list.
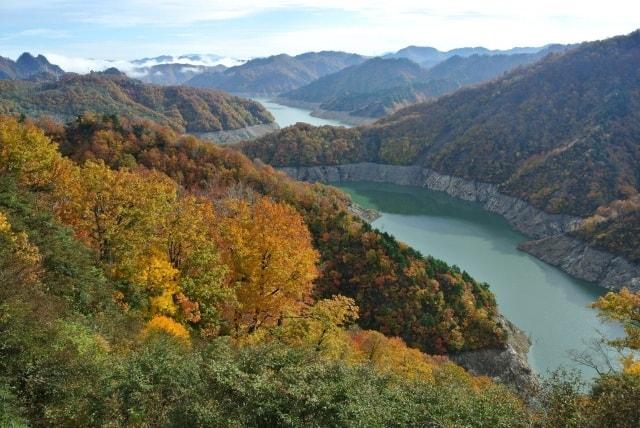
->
[218, 197, 319, 336]
[60, 161, 177, 270]
[53, 160, 180, 314]
[270, 295, 359, 359]
[593, 288, 640, 374]
[163, 195, 229, 331]
[0, 211, 42, 296]
[0, 116, 69, 189]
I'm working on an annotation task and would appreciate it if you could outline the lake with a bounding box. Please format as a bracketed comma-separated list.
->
[252, 98, 351, 128]
[339, 181, 620, 380]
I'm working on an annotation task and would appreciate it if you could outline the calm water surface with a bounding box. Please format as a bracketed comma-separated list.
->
[339, 181, 620, 380]
[253, 98, 351, 128]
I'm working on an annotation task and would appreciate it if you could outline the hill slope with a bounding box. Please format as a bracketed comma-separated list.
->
[0, 72, 273, 132]
[187, 51, 366, 94]
[282, 57, 430, 103]
[0, 115, 537, 426]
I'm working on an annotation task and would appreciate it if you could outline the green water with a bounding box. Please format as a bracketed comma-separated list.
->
[339, 181, 620, 379]
[253, 98, 351, 128]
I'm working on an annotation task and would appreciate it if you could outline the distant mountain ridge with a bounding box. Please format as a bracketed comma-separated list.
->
[0, 52, 64, 80]
[0, 71, 274, 133]
[280, 45, 569, 119]
[386, 45, 547, 68]
[186, 51, 367, 95]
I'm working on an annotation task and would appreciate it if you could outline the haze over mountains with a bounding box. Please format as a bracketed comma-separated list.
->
[385, 45, 548, 67]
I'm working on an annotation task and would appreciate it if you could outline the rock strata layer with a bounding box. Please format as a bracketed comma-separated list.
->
[281, 162, 640, 292]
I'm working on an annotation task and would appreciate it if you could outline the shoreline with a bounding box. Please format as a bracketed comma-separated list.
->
[271, 97, 376, 127]
[281, 162, 640, 293]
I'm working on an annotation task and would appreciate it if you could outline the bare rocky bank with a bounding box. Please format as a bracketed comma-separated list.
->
[450, 316, 538, 397]
[281, 162, 640, 292]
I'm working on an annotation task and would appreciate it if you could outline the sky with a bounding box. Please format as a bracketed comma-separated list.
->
[1, 0, 639, 72]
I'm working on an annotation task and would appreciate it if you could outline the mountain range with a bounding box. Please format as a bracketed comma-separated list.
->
[385, 45, 547, 68]
[240, 30, 640, 264]
[186, 51, 368, 94]
[279, 45, 569, 119]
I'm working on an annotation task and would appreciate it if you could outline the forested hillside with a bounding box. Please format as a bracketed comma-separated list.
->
[282, 58, 429, 105]
[187, 51, 366, 94]
[0, 114, 539, 425]
[2, 114, 640, 426]
[49, 113, 505, 354]
[0, 72, 274, 133]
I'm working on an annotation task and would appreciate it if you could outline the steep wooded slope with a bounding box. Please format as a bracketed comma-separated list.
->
[0, 72, 274, 132]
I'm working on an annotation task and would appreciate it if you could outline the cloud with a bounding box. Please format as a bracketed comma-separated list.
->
[1, 1, 638, 59]
[4, 0, 639, 27]
[43, 53, 244, 75]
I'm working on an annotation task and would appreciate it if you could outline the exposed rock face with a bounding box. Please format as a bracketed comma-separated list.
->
[450, 317, 538, 397]
[520, 236, 640, 292]
[282, 162, 640, 291]
[282, 163, 582, 238]
[197, 123, 280, 144]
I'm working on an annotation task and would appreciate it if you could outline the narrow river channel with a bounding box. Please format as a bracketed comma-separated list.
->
[252, 98, 351, 128]
[339, 181, 620, 380]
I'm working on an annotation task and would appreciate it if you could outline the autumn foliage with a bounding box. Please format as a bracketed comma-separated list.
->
[42, 113, 506, 354]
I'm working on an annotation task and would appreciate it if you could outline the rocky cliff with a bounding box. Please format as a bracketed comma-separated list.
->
[450, 316, 538, 398]
[281, 162, 640, 292]
[519, 236, 640, 292]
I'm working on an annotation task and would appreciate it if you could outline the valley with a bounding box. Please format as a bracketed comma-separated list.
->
[2, 5, 640, 424]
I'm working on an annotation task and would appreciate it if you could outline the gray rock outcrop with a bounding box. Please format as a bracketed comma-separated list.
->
[450, 316, 538, 398]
